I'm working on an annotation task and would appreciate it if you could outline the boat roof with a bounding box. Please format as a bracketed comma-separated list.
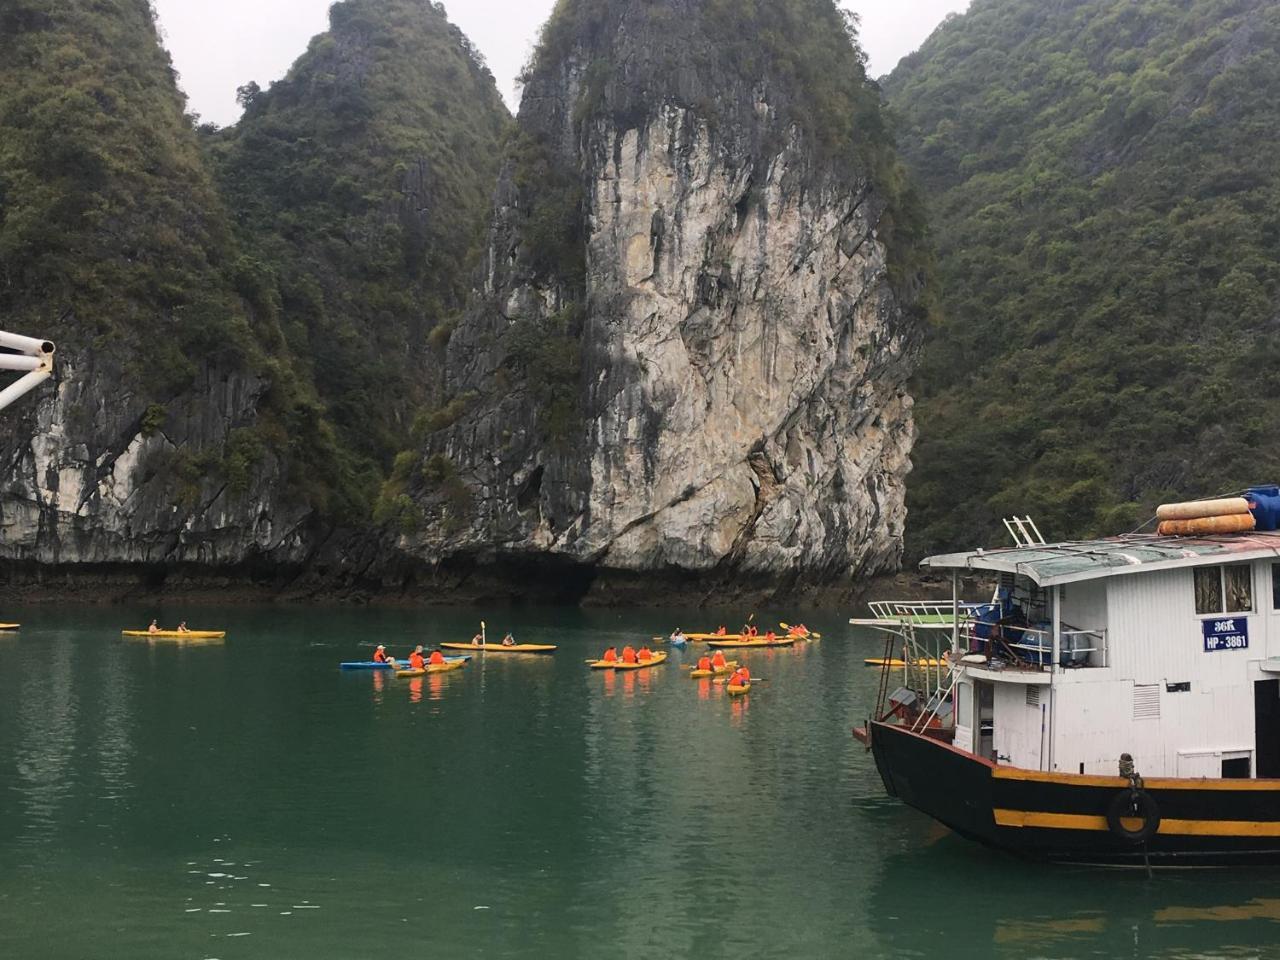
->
[921, 531, 1280, 588]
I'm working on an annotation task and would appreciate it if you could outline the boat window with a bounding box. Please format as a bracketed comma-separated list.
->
[1194, 567, 1223, 615]
[1194, 565, 1253, 615]
[1222, 755, 1251, 779]
[1273, 563, 1280, 612]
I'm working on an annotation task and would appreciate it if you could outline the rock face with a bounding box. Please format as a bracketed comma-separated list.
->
[406, 0, 923, 588]
[0, 358, 311, 568]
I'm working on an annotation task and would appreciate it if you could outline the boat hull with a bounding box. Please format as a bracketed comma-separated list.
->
[869, 720, 1280, 866]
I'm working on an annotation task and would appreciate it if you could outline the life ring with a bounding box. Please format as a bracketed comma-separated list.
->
[1106, 788, 1161, 843]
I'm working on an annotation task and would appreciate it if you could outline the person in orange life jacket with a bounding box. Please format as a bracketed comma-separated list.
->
[602, 647, 618, 663]
[408, 645, 427, 670]
[638, 645, 653, 662]
[730, 666, 751, 687]
[621, 645, 638, 664]
[697, 655, 712, 672]
[373, 645, 390, 664]
[428, 649, 446, 665]
[715, 626, 727, 636]
[764, 631, 777, 642]
[711, 650, 728, 669]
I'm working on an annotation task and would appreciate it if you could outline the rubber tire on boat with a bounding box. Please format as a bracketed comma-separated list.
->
[1106, 788, 1161, 843]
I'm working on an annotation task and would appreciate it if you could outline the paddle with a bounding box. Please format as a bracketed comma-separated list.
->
[480, 620, 486, 647]
[714, 677, 767, 684]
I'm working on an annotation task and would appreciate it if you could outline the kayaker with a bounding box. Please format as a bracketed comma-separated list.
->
[501, 633, 516, 647]
[638, 645, 653, 663]
[471, 633, 484, 646]
[697, 654, 713, 672]
[670, 628, 686, 644]
[428, 649, 446, 666]
[621, 645, 638, 664]
[177, 621, 190, 634]
[711, 650, 728, 669]
[408, 645, 427, 670]
[373, 644, 390, 664]
[730, 666, 751, 687]
[764, 630, 777, 642]
[148, 619, 159, 635]
[602, 646, 618, 663]
[715, 626, 727, 636]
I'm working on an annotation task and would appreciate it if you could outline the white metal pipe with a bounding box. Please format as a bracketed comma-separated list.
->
[0, 331, 54, 356]
[0, 369, 52, 412]
[0, 355, 41, 372]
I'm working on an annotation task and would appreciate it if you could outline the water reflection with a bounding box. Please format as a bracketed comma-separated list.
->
[869, 833, 1280, 959]
[14, 636, 78, 845]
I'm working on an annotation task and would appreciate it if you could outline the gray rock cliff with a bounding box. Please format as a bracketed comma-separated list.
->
[400, 0, 923, 588]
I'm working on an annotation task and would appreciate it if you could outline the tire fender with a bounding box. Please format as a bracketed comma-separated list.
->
[1106, 788, 1161, 843]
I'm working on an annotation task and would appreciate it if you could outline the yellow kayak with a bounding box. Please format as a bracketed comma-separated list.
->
[688, 660, 739, 678]
[396, 660, 466, 677]
[611, 652, 668, 671]
[706, 637, 795, 649]
[0, 623, 19, 631]
[727, 683, 751, 696]
[440, 642, 557, 654]
[588, 659, 619, 670]
[864, 658, 945, 668]
[122, 630, 226, 639]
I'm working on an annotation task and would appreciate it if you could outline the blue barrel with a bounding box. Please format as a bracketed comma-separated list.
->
[1247, 486, 1280, 531]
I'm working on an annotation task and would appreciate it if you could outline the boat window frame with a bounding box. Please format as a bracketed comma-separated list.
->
[1194, 563, 1254, 617]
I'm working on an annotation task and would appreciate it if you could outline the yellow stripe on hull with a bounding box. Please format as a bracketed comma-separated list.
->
[994, 808, 1280, 838]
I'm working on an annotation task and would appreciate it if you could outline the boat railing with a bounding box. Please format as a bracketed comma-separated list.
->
[968, 623, 1108, 671]
[859, 600, 986, 626]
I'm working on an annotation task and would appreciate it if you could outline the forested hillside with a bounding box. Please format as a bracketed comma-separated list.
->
[889, 0, 1280, 557]
[208, 0, 509, 510]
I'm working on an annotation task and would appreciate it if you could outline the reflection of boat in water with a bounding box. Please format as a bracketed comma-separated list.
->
[868, 830, 1280, 957]
[855, 497, 1280, 867]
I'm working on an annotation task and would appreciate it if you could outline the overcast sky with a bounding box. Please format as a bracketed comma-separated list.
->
[152, 0, 970, 128]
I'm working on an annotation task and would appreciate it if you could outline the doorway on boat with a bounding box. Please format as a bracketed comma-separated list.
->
[1255, 679, 1280, 777]
[976, 680, 995, 761]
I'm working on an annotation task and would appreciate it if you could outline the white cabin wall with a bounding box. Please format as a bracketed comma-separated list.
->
[992, 684, 1048, 770]
[1044, 564, 1264, 777]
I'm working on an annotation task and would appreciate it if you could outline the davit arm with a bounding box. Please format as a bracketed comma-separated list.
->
[0, 330, 56, 413]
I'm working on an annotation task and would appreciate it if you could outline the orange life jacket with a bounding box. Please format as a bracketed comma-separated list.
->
[409, 652, 426, 670]
[711, 652, 727, 667]
[638, 648, 652, 662]
[622, 647, 637, 663]
[373, 650, 388, 663]
[765, 631, 776, 642]
[732, 669, 750, 686]
[429, 651, 445, 665]
[698, 656, 712, 671]
[603, 648, 618, 662]
[716, 627, 727, 635]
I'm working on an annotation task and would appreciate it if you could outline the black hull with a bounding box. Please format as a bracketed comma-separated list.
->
[870, 720, 1280, 867]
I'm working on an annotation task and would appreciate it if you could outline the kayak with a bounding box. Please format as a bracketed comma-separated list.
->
[685, 633, 743, 641]
[705, 638, 795, 649]
[727, 683, 751, 696]
[588, 658, 621, 670]
[688, 661, 739, 678]
[440, 642, 557, 654]
[122, 630, 226, 639]
[611, 652, 668, 671]
[396, 660, 467, 678]
[864, 658, 945, 668]
[341, 657, 469, 670]
[0, 623, 19, 631]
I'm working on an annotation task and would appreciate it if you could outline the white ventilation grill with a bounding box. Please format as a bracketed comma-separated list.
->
[1026, 686, 1041, 707]
[1133, 684, 1161, 720]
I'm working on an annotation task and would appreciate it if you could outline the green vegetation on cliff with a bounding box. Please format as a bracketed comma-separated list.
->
[0, 0, 262, 387]
[208, 0, 510, 484]
[889, 0, 1280, 556]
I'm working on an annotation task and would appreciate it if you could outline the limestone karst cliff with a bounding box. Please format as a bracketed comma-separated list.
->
[394, 0, 927, 591]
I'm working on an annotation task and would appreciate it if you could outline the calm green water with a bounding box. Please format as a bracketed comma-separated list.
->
[1, 605, 1279, 959]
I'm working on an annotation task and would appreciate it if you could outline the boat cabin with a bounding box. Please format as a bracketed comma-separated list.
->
[864, 531, 1280, 782]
